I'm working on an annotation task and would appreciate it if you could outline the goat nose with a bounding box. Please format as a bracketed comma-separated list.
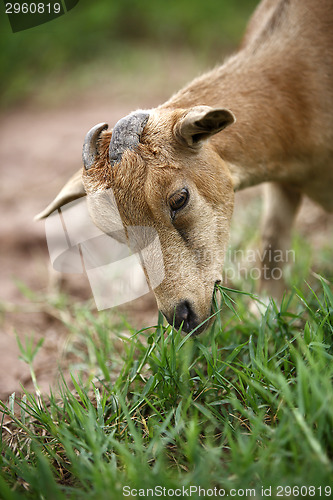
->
[174, 300, 198, 333]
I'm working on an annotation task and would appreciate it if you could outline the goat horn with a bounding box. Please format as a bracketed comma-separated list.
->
[109, 112, 149, 167]
[82, 122, 108, 170]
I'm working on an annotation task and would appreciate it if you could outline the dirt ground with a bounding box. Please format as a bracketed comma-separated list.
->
[1, 83, 332, 403]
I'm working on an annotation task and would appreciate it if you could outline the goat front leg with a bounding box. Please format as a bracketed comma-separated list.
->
[258, 182, 302, 303]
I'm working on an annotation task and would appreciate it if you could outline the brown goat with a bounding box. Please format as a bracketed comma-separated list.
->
[37, 0, 333, 334]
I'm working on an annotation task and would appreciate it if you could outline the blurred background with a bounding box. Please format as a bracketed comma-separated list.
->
[0, 0, 332, 399]
[0, 0, 258, 108]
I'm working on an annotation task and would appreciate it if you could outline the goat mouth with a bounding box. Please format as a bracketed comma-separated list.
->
[160, 281, 222, 336]
[161, 303, 215, 336]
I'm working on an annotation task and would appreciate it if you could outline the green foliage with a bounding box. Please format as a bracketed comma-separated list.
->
[0, 0, 258, 106]
[1, 275, 333, 498]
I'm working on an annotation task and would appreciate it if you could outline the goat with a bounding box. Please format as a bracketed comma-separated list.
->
[37, 0, 333, 334]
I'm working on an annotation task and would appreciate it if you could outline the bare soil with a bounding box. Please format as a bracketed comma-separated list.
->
[0, 85, 332, 402]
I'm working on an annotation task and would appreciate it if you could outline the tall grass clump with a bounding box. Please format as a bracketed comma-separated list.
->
[1, 273, 332, 499]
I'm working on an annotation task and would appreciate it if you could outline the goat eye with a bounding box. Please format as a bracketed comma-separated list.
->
[169, 188, 189, 214]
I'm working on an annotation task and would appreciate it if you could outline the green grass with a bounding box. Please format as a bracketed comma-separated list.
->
[1, 269, 333, 498]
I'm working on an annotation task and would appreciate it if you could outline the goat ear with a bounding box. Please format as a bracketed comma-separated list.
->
[175, 106, 235, 148]
[35, 169, 85, 220]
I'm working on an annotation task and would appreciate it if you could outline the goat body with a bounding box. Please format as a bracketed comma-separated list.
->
[37, 0, 333, 333]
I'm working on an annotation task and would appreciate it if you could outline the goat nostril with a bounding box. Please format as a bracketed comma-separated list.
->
[174, 300, 197, 333]
[176, 301, 189, 321]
